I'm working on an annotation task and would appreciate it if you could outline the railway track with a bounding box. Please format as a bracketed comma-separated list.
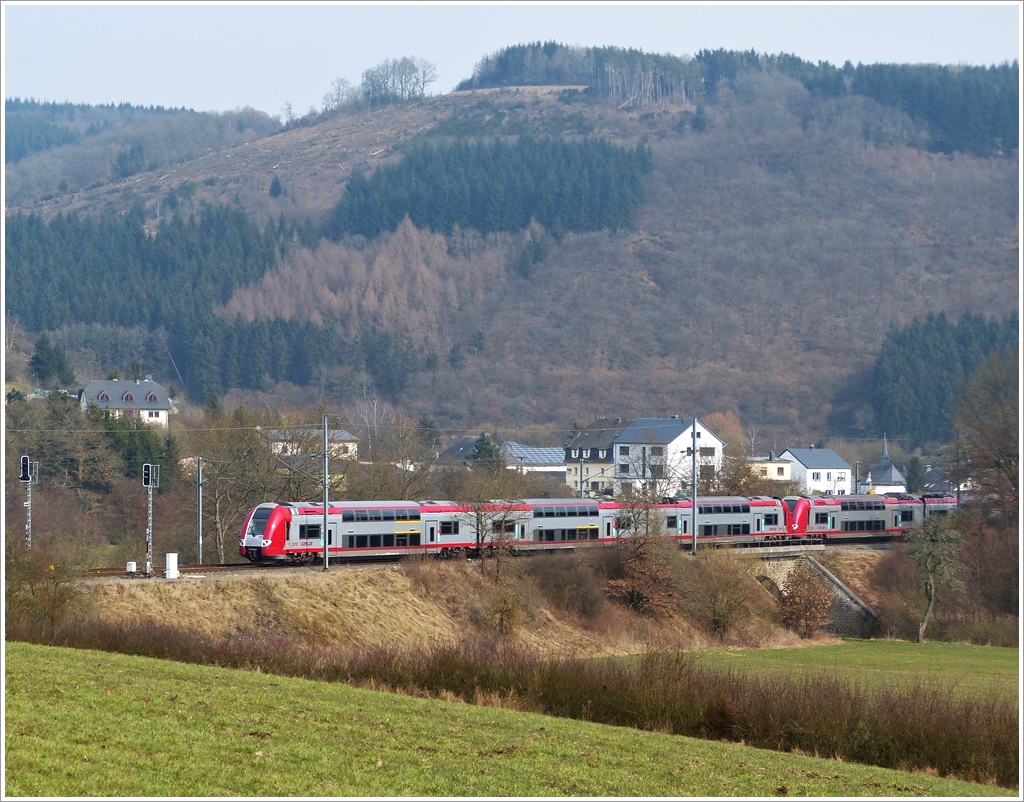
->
[80, 562, 276, 579]
[79, 537, 886, 580]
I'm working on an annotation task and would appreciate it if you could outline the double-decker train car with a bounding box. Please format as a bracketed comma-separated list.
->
[240, 494, 808, 563]
[783, 493, 957, 542]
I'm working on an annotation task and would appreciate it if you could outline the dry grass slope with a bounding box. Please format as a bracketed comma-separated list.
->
[80, 562, 718, 656]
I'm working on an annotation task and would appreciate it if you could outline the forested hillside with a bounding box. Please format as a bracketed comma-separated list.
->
[5, 48, 1018, 451]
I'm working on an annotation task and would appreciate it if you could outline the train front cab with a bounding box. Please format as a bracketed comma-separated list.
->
[240, 503, 291, 561]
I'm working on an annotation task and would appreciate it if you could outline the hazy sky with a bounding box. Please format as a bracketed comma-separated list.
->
[3, 3, 1021, 118]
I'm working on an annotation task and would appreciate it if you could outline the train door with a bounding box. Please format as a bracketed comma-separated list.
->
[425, 519, 438, 545]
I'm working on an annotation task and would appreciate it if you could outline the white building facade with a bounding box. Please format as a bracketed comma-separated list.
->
[779, 448, 853, 495]
[609, 416, 725, 497]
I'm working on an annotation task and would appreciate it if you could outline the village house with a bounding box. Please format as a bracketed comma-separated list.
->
[78, 377, 174, 428]
[778, 447, 852, 495]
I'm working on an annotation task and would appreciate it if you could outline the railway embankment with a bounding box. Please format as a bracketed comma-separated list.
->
[74, 558, 809, 656]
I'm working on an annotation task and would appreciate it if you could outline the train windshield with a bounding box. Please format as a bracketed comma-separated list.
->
[247, 508, 273, 537]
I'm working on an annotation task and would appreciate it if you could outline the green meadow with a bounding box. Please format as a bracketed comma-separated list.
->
[694, 639, 1019, 701]
[5, 641, 1015, 797]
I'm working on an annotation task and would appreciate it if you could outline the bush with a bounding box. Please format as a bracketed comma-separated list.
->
[676, 549, 773, 639]
[522, 551, 608, 621]
[779, 561, 833, 638]
[5, 546, 85, 639]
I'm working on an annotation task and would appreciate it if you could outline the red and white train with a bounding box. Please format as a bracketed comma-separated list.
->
[239, 493, 957, 562]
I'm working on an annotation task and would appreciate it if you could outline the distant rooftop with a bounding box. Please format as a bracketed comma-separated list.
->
[501, 441, 566, 466]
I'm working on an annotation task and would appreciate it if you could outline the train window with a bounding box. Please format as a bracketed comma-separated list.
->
[300, 524, 321, 540]
[565, 529, 577, 541]
[342, 511, 354, 522]
[410, 533, 421, 546]
[726, 523, 750, 536]
[815, 513, 830, 525]
[382, 509, 395, 521]
[899, 510, 914, 523]
[409, 509, 421, 521]
[368, 510, 382, 522]
[355, 535, 368, 548]
[842, 520, 885, 532]
[556, 506, 568, 517]
[713, 505, 723, 514]
[369, 535, 381, 548]
[383, 534, 394, 547]
[701, 524, 719, 537]
[666, 516, 677, 530]
[396, 534, 408, 547]
[764, 513, 778, 526]
[440, 520, 459, 535]
[355, 510, 368, 522]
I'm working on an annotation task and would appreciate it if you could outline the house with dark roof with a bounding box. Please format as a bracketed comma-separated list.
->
[566, 416, 725, 497]
[78, 377, 173, 428]
[614, 416, 725, 497]
[564, 417, 630, 496]
[435, 434, 487, 467]
[778, 447, 852, 495]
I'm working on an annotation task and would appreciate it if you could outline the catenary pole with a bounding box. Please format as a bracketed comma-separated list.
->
[691, 422, 697, 554]
[323, 414, 330, 571]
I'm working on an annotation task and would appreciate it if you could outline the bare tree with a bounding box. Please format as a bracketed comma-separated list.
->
[182, 407, 281, 563]
[415, 57, 438, 97]
[906, 516, 963, 642]
[322, 76, 353, 114]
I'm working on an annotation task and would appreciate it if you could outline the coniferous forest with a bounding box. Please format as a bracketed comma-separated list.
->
[329, 137, 651, 240]
[871, 313, 1018, 449]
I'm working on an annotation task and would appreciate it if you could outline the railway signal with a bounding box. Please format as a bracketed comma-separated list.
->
[19, 455, 39, 549]
[142, 464, 160, 575]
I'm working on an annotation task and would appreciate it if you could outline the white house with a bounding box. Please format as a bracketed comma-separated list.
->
[779, 447, 852, 495]
[601, 416, 725, 497]
[78, 377, 173, 428]
[260, 427, 359, 461]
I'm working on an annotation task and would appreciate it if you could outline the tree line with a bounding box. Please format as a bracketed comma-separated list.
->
[458, 42, 701, 108]
[870, 311, 1018, 449]
[4, 98, 197, 164]
[329, 136, 652, 240]
[457, 43, 1017, 158]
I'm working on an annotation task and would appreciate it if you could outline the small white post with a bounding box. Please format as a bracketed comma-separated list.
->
[165, 553, 179, 580]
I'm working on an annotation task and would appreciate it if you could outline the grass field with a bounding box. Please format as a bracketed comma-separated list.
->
[4, 642, 1014, 797]
[694, 639, 1019, 701]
